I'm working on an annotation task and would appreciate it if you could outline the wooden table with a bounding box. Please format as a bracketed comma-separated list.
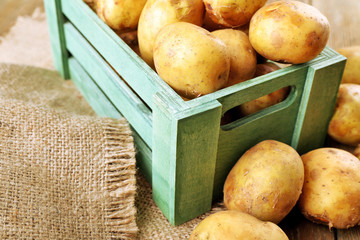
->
[1, 0, 359, 239]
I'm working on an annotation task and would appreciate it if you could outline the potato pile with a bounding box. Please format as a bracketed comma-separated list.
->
[90, 0, 330, 118]
[327, 46, 360, 150]
[86, 0, 360, 237]
[191, 140, 360, 239]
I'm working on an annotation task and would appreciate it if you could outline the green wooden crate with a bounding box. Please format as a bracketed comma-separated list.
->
[45, 0, 346, 226]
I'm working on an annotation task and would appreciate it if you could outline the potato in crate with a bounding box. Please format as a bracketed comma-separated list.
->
[45, 0, 346, 225]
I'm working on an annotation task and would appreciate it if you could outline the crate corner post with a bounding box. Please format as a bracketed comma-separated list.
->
[44, 0, 70, 79]
[152, 92, 222, 225]
[291, 48, 347, 154]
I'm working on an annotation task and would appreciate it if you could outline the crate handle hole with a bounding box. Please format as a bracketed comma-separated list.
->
[220, 85, 293, 130]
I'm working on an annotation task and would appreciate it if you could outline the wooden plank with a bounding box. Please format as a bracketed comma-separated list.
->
[64, 22, 153, 149]
[43, 0, 70, 79]
[280, 208, 336, 240]
[337, 226, 360, 240]
[291, 49, 346, 154]
[152, 92, 222, 225]
[68, 57, 153, 182]
[61, 0, 186, 111]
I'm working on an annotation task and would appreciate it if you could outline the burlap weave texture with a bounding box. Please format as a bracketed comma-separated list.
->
[0, 64, 138, 239]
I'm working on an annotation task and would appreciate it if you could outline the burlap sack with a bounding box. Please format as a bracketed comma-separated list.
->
[0, 63, 138, 239]
[0, 9, 226, 239]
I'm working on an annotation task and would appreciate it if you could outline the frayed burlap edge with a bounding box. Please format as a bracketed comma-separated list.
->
[101, 123, 138, 239]
[0, 96, 139, 239]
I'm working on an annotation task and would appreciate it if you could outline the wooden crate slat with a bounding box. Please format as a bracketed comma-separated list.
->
[68, 57, 152, 180]
[291, 55, 346, 154]
[61, 0, 186, 111]
[44, 0, 69, 79]
[68, 57, 122, 119]
[152, 92, 222, 225]
[64, 22, 153, 148]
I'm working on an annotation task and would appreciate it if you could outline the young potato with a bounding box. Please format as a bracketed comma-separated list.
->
[212, 29, 257, 87]
[137, 0, 204, 68]
[337, 46, 360, 84]
[328, 84, 360, 146]
[249, 0, 330, 64]
[96, 0, 146, 31]
[84, 0, 97, 11]
[189, 210, 289, 240]
[299, 148, 360, 229]
[354, 144, 360, 159]
[223, 140, 304, 224]
[116, 31, 140, 56]
[203, 0, 268, 28]
[238, 62, 290, 116]
[153, 22, 230, 99]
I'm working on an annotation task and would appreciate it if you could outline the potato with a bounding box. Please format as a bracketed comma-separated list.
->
[212, 29, 257, 87]
[137, 0, 204, 68]
[117, 31, 140, 55]
[96, 0, 146, 31]
[153, 22, 230, 99]
[249, 0, 330, 64]
[238, 62, 290, 116]
[202, 11, 228, 32]
[337, 46, 360, 84]
[223, 140, 304, 224]
[84, 0, 97, 11]
[254, 62, 281, 77]
[298, 148, 360, 229]
[354, 144, 360, 159]
[189, 210, 289, 240]
[328, 83, 360, 146]
[203, 0, 267, 28]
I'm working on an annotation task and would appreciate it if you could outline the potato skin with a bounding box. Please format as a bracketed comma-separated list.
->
[203, 0, 267, 28]
[328, 84, 360, 146]
[153, 22, 230, 99]
[189, 210, 289, 240]
[212, 29, 257, 87]
[249, 0, 330, 64]
[96, 0, 146, 31]
[337, 46, 360, 84]
[137, 0, 204, 68]
[298, 148, 360, 229]
[354, 144, 360, 159]
[223, 140, 304, 224]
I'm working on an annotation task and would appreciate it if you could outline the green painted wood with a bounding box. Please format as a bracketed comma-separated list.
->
[64, 22, 153, 149]
[61, 0, 186, 111]
[68, 57, 121, 119]
[292, 51, 346, 154]
[212, 67, 307, 199]
[68, 57, 153, 182]
[43, 0, 69, 79]
[152, 92, 222, 225]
